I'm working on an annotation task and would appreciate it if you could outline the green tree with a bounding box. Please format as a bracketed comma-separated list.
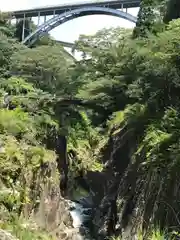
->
[14, 19, 34, 41]
[10, 45, 74, 95]
[0, 12, 15, 37]
[133, 0, 166, 38]
[73, 28, 135, 124]
[0, 34, 25, 78]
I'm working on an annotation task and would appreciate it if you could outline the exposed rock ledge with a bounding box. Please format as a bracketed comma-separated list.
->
[0, 229, 18, 240]
[33, 193, 85, 240]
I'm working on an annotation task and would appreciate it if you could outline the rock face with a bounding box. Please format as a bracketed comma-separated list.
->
[34, 194, 72, 231]
[30, 174, 96, 240]
[92, 126, 136, 239]
[33, 189, 86, 240]
[20, 157, 95, 240]
[0, 230, 18, 240]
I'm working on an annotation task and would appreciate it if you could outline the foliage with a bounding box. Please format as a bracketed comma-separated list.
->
[133, 0, 167, 38]
[73, 27, 132, 58]
[1, 0, 180, 238]
[10, 45, 74, 94]
[0, 216, 54, 240]
[101, 18, 180, 237]
[0, 34, 24, 77]
[72, 6, 180, 238]
[0, 18, 105, 235]
[0, 21, 61, 232]
[0, 12, 15, 37]
[110, 228, 180, 239]
[15, 19, 36, 42]
[68, 111, 105, 173]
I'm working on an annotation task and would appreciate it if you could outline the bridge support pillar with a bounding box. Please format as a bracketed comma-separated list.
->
[38, 12, 41, 26]
[22, 13, 25, 41]
[44, 15, 47, 24]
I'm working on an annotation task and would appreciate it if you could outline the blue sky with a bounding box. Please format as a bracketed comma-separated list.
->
[1, 0, 139, 42]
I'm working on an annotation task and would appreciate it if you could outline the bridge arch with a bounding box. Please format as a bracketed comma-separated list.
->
[22, 7, 137, 46]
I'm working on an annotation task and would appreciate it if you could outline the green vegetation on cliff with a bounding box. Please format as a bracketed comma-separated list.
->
[0, 12, 103, 240]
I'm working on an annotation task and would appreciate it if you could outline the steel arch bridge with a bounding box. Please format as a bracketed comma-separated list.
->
[7, 1, 139, 47]
[22, 7, 137, 47]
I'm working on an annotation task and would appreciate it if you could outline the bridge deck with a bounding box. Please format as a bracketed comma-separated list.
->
[10, 0, 140, 18]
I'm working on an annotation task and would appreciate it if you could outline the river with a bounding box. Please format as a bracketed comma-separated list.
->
[67, 190, 94, 239]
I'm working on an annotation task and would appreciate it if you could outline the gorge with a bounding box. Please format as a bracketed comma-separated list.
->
[1, 0, 180, 239]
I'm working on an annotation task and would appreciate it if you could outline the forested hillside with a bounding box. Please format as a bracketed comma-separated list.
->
[1, 0, 180, 239]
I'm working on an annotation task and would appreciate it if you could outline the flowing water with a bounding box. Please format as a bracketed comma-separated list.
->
[67, 188, 94, 239]
[69, 202, 85, 228]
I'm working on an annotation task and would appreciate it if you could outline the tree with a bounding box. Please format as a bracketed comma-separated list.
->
[133, 0, 166, 38]
[0, 33, 25, 78]
[14, 19, 34, 41]
[73, 28, 135, 124]
[10, 45, 74, 95]
[0, 12, 15, 37]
